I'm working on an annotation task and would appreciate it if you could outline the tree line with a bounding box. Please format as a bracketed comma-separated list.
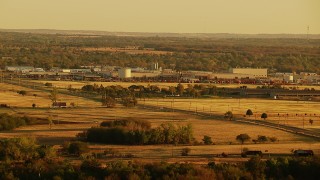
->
[80, 83, 222, 100]
[1, 32, 320, 73]
[82, 119, 194, 145]
[0, 113, 35, 131]
[1, 137, 320, 179]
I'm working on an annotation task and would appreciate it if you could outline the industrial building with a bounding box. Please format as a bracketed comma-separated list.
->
[118, 68, 131, 79]
[5, 66, 34, 73]
[230, 68, 268, 77]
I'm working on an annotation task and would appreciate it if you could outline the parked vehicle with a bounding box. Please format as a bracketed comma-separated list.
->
[241, 150, 263, 158]
[293, 150, 314, 157]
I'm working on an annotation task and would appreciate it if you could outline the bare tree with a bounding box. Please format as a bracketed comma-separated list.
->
[49, 87, 59, 103]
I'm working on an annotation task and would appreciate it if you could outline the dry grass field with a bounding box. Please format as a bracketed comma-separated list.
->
[1, 105, 319, 163]
[0, 83, 100, 108]
[0, 102, 317, 145]
[143, 98, 320, 130]
[1, 81, 320, 163]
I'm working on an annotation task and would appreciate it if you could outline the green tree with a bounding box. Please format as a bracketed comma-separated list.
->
[18, 90, 27, 96]
[257, 135, 268, 143]
[269, 137, 278, 142]
[45, 82, 53, 87]
[49, 87, 59, 103]
[67, 141, 89, 156]
[168, 86, 176, 95]
[121, 96, 137, 107]
[245, 157, 266, 179]
[202, 135, 213, 145]
[261, 113, 268, 120]
[176, 83, 184, 96]
[224, 111, 233, 120]
[102, 96, 116, 108]
[309, 119, 314, 125]
[0, 137, 38, 161]
[181, 147, 191, 156]
[236, 134, 251, 144]
[246, 109, 253, 117]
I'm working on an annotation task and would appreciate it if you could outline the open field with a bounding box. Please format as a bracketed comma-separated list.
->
[0, 101, 317, 145]
[143, 98, 320, 130]
[1, 81, 320, 164]
[0, 108, 313, 144]
[0, 83, 100, 108]
[1, 105, 319, 164]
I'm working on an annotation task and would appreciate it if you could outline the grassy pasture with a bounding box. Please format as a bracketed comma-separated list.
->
[1, 81, 320, 163]
[143, 98, 320, 130]
[0, 83, 100, 108]
[0, 104, 316, 145]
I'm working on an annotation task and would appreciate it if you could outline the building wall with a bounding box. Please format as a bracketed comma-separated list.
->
[230, 68, 268, 77]
[118, 68, 131, 78]
[209, 73, 255, 79]
[131, 72, 160, 78]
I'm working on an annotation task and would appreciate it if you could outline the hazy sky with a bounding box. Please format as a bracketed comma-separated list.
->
[1, 0, 319, 34]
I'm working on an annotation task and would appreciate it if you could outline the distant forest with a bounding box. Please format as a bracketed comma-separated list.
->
[0, 31, 319, 73]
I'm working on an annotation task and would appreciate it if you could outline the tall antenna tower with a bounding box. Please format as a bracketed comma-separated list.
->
[307, 25, 310, 40]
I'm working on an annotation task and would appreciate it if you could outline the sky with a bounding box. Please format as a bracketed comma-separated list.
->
[0, 0, 319, 34]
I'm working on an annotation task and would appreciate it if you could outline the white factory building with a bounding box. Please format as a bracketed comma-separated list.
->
[229, 68, 268, 77]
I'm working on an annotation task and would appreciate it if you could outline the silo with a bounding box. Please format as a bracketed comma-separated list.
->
[118, 68, 131, 78]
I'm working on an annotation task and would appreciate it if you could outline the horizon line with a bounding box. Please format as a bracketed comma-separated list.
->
[1, 28, 320, 36]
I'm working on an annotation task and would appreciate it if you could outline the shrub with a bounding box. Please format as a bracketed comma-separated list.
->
[269, 137, 278, 142]
[221, 152, 228, 157]
[121, 96, 137, 107]
[246, 109, 253, 117]
[261, 113, 268, 120]
[0, 137, 40, 161]
[37, 145, 56, 159]
[257, 135, 268, 143]
[18, 90, 27, 96]
[242, 147, 249, 152]
[45, 82, 53, 87]
[236, 134, 251, 144]
[102, 96, 116, 108]
[0, 113, 32, 131]
[67, 141, 89, 156]
[202, 135, 213, 145]
[224, 111, 233, 120]
[181, 148, 191, 156]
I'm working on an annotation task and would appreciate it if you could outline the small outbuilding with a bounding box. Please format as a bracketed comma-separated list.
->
[52, 102, 67, 108]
